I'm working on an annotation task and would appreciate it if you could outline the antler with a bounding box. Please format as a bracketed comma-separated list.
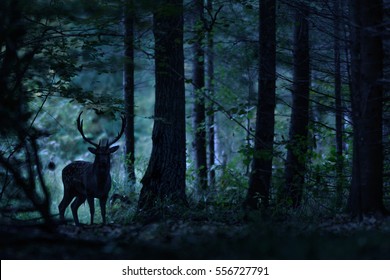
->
[77, 111, 99, 147]
[108, 114, 126, 146]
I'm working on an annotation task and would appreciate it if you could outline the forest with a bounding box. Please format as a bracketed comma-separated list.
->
[1, 0, 390, 259]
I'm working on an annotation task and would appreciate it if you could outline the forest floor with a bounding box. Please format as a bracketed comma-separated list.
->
[2, 208, 390, 259]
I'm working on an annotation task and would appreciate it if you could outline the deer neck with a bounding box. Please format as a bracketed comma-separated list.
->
[92, 161, 110, 188]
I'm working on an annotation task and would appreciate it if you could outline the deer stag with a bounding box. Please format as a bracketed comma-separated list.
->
[59, 112, 125, 226]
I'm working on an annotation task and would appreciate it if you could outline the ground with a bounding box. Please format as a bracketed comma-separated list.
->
[2, 210, 390, 259]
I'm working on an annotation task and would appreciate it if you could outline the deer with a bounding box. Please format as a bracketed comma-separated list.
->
[58, 111, 125, 226]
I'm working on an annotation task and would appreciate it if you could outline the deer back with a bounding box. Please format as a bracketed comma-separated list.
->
[62, 159, 112, 199]
[62, 161, 92, 196]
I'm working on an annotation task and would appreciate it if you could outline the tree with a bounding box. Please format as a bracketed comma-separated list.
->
[206, 0, 216, 190]
[244, 0, 276, 209]
[0, 0, 53, 227]
[347, 0, 387, 216]
[333, 0, 344, 207]
[192, 0, 208, 192]
[123, 0, 136, 186]
[138, 0, 188, 213]
[283, 6, 310, 208]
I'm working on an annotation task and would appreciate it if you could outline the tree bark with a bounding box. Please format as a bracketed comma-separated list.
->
[333, 0, 344, 207]
[206, 0, 216, 190]
[138, 0, 188, 213]
[347, 0, 387, 216]
[192, 0, 208, 192]
[123, 0, 136, 186]
[283, 7, 310, 208]
[244, 0, 276, 209]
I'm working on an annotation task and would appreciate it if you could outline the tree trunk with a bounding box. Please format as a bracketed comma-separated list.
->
[206, 0, 216, 189]
[333, 0, 344, 207]
[0, 0, 53, 228]
[192, 0, 208, 192]
[123, 0, 136, 186]
[244, 0, 276, 209]
[283, 7, 310, 208]
[138, 0, 188, 213]
[347, 0, 387, 216]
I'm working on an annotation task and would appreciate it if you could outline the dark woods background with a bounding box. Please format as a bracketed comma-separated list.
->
[1, 0, 390, 259]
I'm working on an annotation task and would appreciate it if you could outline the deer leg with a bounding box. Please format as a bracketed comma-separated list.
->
[87, 196, 95, 225]
[71, 195, 86, 226]
[99, 197, 108, 224]
[58, 189, 73, 223]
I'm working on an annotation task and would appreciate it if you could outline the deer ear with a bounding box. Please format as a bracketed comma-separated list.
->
[109, 145, 119, 153]
[88, 147, 97, 154]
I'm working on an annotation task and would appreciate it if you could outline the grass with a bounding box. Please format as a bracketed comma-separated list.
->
[2, 203, 390, 259]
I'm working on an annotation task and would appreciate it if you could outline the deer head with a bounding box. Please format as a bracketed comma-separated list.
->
[77, 112, 125, 172]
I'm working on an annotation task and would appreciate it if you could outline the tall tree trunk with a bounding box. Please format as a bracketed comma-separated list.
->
[0, 0, 53, 228]
[347, 0, 387, 216]
[244, 0, 276, 209]
[123, 0, 136, 186]
[206, 0, 216, 189]
[138, 0, 188, 213]
[333, 0, 344, 207]
[192, 0, 208, 192]
[283, 7, 310, 208]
